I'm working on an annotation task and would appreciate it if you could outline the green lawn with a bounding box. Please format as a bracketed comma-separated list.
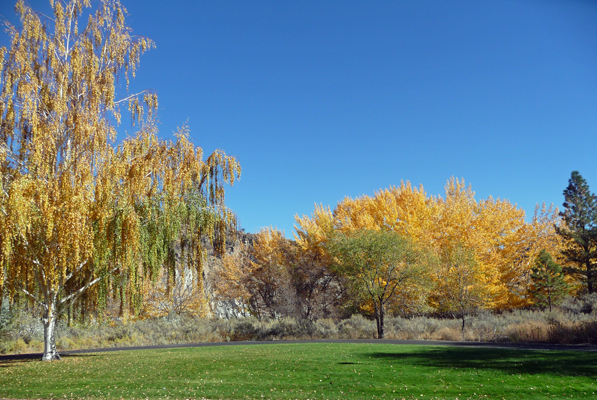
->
[1, 343, 596, 399]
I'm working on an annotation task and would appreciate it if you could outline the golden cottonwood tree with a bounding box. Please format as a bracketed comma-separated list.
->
[0, 0, 240, 360]
[295, 178, 563, 315]
[212, 227, 291, 318]
[428, 179, 512, 309]
[211, 240, 255, 317]
[332, 181, 435, 240]
[211, 225, 345, 320]
[294, 206, 349, 319]
[429, 242, 487, 339]
[294, 203, 335, 262]
[251, 228, 292, 317]
[288, 240, 346, 320]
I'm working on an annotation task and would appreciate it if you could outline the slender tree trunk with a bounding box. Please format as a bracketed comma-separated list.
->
[587, 261, 594, 294]
[67, 302, 72, 327]
[42, 300, 61, 361]
[375, 300, 385, 339]
[461, 313, 466, 341]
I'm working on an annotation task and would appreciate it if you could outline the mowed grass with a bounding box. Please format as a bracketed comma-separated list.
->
[1, 343, 596, 399]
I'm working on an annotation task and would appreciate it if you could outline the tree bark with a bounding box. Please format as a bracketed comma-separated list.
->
[461, 313, 466, 341]
[41, 301, 61, 361]
[375, 300, 385, 339]
[587, 261, 594, 294]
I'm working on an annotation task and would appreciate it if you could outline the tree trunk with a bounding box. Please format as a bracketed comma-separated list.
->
[461, 313, 466, 341]
[375, 301, 385, 339]
[42, 301, 61, 361]
[67, 302, 73, 327]
[587, 262, 594, 294]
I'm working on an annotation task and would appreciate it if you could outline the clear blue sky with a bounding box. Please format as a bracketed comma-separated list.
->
[2, 0, 596, 237]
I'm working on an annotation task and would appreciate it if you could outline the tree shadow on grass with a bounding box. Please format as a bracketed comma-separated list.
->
[0, 352, 100, 367]
[365, 347, 597, 378]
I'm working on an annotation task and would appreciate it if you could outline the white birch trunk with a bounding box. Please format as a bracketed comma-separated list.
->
[41, 301, 61, 361]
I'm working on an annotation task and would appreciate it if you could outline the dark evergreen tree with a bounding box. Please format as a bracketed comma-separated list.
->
[529, 250, 569, 311]
[555, 171, 597, 293]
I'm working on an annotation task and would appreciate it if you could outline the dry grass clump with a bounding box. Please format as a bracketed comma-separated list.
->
[548, 319, 597, 344]
[1, 294, 596, 355]
[501, 320, 551, 342]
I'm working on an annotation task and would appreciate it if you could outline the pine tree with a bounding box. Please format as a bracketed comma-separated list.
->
[529, 250, 568, 311]
[555, 171, 597, 294]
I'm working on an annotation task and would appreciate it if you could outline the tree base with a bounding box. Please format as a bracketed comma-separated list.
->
[41, 352, 61, 361]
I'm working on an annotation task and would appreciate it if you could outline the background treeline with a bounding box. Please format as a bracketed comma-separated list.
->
[2, 173, 597, 353]
[210, 176, 594, 323]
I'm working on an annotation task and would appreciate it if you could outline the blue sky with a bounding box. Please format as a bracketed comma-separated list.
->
[2, 0, 596, 237]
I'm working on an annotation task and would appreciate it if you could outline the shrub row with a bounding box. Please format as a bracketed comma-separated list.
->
[1, 295, 596, 355]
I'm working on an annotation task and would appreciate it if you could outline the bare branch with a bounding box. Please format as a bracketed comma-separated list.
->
[113, 90, 153, 105]
[64, 260, 87, 282]
[60, 266, 118, 306]
[20, 288, 46, 308]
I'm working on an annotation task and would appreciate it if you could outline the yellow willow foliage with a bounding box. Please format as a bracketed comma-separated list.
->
[0, 0, 240, 359]
[294, 177, 563, 312]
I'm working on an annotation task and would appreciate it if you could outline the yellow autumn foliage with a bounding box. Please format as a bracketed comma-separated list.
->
[295, 177, 567, 312]
[0, 0, 239, 360]
[212, 227, 292, 318]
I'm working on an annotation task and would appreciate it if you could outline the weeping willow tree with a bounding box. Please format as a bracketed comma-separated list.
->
[0, 0, 240, 360]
